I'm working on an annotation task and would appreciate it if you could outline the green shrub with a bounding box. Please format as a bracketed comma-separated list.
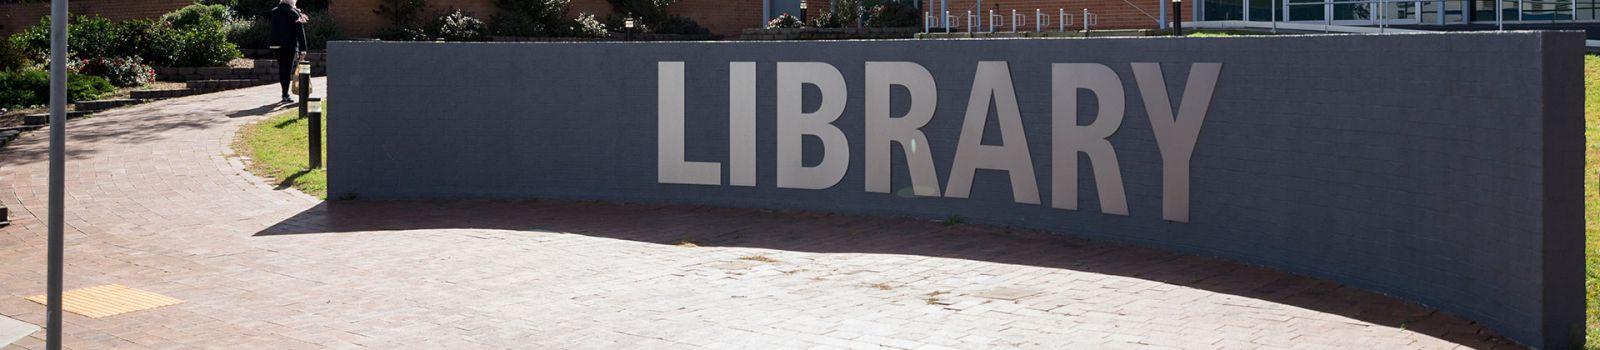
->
[865, 1, 919, 27]
[176, 16, 242, 67]
[655, 16, 709, 36]
[829, 0, 863, 26]
[229, 0, 275, 19]
[0, 70, 115, 109]
[490, 0, 573, 37]
[602, 0, 708, 35]
[72, 57, 156, 87]
[163, 3, 234, 31]
[375, 0, 431, 40]
[304, 11, 343, 49]
[9, 17, 51, 63]
[429, 9, 490, 42]
[810, 12, 844, 28]
[68, 15, 119, 59]
[197, 0, 239, 7]
[0, 71, 40, 109]
[67, 74, 115, 103]
[225, 17, 271, 50]
[7, 15, 160, 62]
[0, 38, 32, 71]
[134, 22, 186, 67]
[606, 0, 675, 30]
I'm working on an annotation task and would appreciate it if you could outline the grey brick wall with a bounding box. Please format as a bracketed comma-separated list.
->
[328, 32, 1585, 348]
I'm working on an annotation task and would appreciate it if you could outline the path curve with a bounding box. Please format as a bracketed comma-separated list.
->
[0, 81, 1517, 349]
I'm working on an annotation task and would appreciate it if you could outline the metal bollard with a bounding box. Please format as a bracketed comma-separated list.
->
[967, 11, 974, 32]
[989, 10, 1000, 32]
[1083, 8, 1091, 32]
[1060, 9, 1067, 32]
[307, 97, 323, 169]
[295, 60, 321, 169]
[297, 60, 311, 119]
[1012, 9, 1019, 32]
[1037, 9, 1049, 32]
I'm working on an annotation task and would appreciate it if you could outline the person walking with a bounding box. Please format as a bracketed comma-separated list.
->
[270, 0, 309, 103]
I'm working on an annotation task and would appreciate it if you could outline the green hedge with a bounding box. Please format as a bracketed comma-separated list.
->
[163, 3, 233, 31]
[7, 14, 240, 67]
[0, 69, 115, 109]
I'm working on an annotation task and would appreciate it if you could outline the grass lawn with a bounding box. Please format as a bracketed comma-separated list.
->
[236, 102, 327, 199]
[1586, 54, 1600, 348]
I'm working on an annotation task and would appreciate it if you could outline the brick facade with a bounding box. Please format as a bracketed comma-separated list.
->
[669, 0, 766, 38]
[2, 0, 1176, 39]
[331, 0, 762, 38]
[0, 0, 192, 35]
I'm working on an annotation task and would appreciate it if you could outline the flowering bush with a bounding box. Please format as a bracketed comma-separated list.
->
[430, 9, 490, 41]
[569, 13, 610, 38]
[767, 13, 803, 29]
[71, 57, 157, 87]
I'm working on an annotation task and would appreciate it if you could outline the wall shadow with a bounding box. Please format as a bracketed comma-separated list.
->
[254, 199, 1520, 349]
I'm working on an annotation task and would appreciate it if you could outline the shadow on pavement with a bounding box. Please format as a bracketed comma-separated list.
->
[254, 199, 1518, 349]
[227, 102, 294, 119]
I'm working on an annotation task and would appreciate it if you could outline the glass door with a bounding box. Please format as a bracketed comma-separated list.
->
[1284, 0, 1423, 23]
[1374, 0, 1424, 24]
[1285, 0, 1326, 20]
[1420, 0, 1468, 24]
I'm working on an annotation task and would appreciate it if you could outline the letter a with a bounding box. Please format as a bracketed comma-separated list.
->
[945, 62, 1040, 205]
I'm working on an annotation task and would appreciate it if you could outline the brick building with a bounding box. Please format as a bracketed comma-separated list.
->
[0, 0, 191, 35]
[330, 0, 764, 38]
[0, 0, 765, 38]
[1, 0, 1185, 39]
[914, 0, 1180, 30]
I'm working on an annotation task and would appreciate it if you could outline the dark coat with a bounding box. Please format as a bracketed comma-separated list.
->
[269, 3, 308, 51]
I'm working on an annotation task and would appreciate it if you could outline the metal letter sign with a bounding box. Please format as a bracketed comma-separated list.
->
[657, 61, 1222, 223]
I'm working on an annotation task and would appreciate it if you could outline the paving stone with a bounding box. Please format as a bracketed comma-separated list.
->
[0, 316, 37, 348]
[972, 287, 1038, 301]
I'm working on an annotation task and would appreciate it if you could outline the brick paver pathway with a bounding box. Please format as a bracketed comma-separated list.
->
[0, 81, 1518, 349]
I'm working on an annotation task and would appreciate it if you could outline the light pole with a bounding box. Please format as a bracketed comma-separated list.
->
[46, 0, 68, 348]
[1172, 0, 1184, 36]
[624, 14, 635, 41]
[800, 0, 809, 24]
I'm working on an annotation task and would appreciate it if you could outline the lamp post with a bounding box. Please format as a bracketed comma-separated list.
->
[800, 0, 809, 23]
[624, 14, 635, 41]
[45, 0, 67, 349]
[1172, 0, 1184, 36]
[307, 97, 323, 169]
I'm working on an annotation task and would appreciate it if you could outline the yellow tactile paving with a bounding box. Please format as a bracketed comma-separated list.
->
[25, 284, 183, 318]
